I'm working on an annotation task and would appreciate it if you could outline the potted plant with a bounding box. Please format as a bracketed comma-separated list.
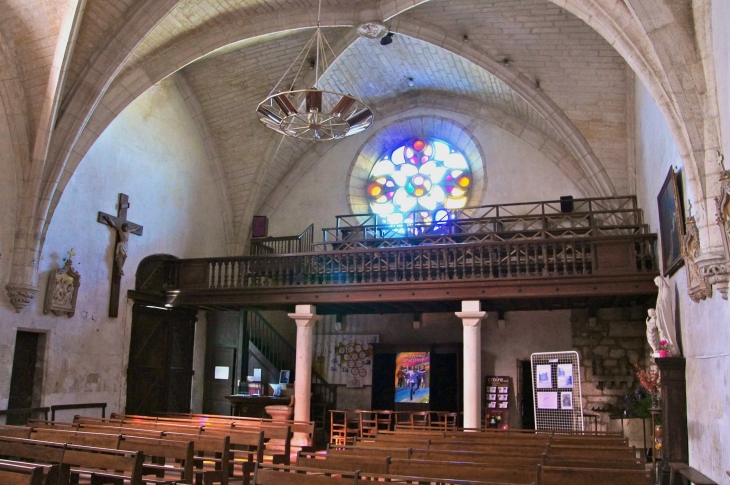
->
[657, 340, 672, 358]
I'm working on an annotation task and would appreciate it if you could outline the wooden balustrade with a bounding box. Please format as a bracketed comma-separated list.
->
[172, 235, 656, 292]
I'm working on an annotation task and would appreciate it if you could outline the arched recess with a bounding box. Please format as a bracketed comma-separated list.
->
[135, 254, 179, 298]
[41, 9, 615, 255]
[256, 92, 591, 221]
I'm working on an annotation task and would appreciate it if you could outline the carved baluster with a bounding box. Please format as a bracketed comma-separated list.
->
[506, 244, 512, 277]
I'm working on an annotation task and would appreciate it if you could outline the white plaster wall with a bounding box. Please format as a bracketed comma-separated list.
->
[634, 77, 730, 483]
[0, 79, 227, 414]
[268, 109, 583, 240]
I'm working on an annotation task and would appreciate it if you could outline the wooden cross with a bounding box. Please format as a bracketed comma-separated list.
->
[97, 193, 143, 318]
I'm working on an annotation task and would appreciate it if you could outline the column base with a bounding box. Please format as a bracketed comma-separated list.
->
[5, 284, 39, 313]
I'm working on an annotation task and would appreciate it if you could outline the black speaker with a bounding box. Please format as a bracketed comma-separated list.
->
[560, 195, 574, 213]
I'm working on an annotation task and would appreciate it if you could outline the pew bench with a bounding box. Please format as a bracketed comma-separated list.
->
[253, 463, 359, 485]
[668, 462, 719, 485]
[0, 436, 70, 485]
[536, 464, 651, 485]
[297, 452, 389, 474]
[0, 459, 48, 485]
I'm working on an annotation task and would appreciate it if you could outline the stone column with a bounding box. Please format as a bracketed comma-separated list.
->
[455, 300, 486, 429]
[288, 304, 320, 443]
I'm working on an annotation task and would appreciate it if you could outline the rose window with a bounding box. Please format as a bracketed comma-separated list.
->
[366, 138, 472, 225]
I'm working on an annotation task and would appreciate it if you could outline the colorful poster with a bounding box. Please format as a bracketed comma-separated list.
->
[312, 334, 379, 386]
[395, 352, 430, 403]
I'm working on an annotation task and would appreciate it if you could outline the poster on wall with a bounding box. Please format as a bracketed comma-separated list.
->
[312, 334, 379, 387]
[395, 352, 430, 403]
[536, 364, 552, 389]
[485, 376, 511, 429]
[537, 392, 558, 410]
[557, 364, 574, 388]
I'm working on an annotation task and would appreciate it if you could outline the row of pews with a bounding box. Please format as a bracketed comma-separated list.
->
[0, 411, 316, 484]
[269, 427, 654, 485]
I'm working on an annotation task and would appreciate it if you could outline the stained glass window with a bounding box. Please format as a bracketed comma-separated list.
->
[366, 138, 472, 225]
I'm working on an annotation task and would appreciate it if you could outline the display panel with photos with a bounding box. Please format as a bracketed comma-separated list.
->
[530, 352, 583, 431]
[485, 376, 511, 429]
[395, 352, 430, 403]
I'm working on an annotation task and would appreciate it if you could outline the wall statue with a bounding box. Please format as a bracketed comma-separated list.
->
[682, 203, 711, 302]
[654, 276, 680, 356]
[44, 249, 81, 318]
[645, 308, 661, 357]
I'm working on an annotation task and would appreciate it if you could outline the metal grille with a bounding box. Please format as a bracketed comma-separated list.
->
[531, 351, 583, 431]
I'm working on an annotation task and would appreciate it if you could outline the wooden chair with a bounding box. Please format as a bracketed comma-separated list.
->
[411, 412, 429, 429]
[374, 411, 393, 432]
[431, 412, 458, 430]
[357, 412, 377, 439]
[328, 411, 358, 446]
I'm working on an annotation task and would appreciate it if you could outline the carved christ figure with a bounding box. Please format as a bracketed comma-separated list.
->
[104, 215, 132, 275]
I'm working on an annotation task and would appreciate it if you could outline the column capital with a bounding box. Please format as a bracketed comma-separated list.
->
[288, 304, 321, 328]
[455, 311, 486, 327]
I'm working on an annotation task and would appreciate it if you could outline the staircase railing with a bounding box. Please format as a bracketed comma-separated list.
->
[246, 310, 336, 423]
[250, 224, 314, 255]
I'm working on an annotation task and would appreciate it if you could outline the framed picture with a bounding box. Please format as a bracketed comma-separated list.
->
[657, 167, 685, 276]
[561, 392, 573, 410]
[536, 364, 552, 389]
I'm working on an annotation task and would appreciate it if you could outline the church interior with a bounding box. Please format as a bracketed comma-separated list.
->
[0, 0, 729, 483]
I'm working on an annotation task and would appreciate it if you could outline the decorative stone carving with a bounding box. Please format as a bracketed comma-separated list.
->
[681, 202, 711, 302]
[357, 22, 388, 39]
[5, 284, 39, 313]
[710, 159, 730, 299]
[44, 249, 81, 318]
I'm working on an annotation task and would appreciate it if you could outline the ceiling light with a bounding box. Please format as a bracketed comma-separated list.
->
[380, 32, 395, 46]
[256, 0, 373, 141]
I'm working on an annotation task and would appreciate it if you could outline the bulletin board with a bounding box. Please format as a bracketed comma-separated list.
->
[530, 351, 583, 431]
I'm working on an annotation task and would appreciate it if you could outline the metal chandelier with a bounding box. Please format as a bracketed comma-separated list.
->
[256, 2, 373, 140]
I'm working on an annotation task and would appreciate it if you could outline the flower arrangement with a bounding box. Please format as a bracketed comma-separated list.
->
[657, 340, 672, 358]
[635, 364, 661, 395]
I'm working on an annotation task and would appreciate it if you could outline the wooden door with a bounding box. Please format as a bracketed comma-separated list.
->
[126, 304, 196, 415]
[204, 346, 236, 415]
[7, 331, 40, 425]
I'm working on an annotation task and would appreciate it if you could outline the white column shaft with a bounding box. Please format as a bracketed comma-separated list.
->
[294, 323, 314, 423]
[456, 300, 486, 430]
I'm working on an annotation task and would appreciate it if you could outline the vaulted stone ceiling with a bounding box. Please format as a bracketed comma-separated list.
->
[0, 0, 633, 253]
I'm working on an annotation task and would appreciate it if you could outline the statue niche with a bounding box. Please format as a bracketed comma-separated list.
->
[44, 249, 81, 318]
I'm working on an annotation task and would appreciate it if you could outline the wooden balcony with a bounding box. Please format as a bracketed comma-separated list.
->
[163, 233, 659, 313]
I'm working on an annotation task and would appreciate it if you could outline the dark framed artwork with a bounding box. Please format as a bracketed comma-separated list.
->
[657, 167, 685, 276]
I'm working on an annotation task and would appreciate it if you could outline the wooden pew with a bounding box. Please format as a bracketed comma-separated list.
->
[328, 445, 544, 466]
[119, 435, 194, 484]
[543, 455, 644, 469]
[0, 460, 47, 485]
[0, 426, 33, 439]
[253, 463, 359, 485]
[668, 462, 719, 485]
[29, 429, 120, 449]
[60, 444, 146, 485]
[387, 458, 537, 484]
[163, 432, 231, 485]
[297, 453, 389, 474]
[536, 465, 651, 485]
[0, 436, 70, 485]
[546, 443, 639, 461]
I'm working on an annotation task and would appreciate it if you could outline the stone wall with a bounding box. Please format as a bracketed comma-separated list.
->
[571, 306, 652, 431]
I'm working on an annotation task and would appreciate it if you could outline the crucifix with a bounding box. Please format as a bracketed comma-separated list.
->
[97, 193, 143, 318]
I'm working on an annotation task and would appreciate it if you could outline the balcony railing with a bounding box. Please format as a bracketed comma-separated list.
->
[319, 197, 644, 250]
[169, 234, 656, 292]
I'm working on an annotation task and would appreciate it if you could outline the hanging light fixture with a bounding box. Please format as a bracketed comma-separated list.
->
[256, 1, 373, 140]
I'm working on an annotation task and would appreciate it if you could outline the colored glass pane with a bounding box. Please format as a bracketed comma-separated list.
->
[366, 138, 472, 219]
